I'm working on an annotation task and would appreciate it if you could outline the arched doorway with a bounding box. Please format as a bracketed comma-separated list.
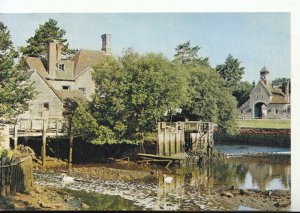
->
[254, 102, 267, 119]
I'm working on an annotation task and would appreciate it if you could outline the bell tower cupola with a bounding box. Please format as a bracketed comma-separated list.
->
[260, 66, 270, 84]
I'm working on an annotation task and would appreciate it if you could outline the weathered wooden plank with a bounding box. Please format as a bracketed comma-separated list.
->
[164, 133, 170, 156]
[170, 133, 176, 155]
[158, 133, 164, 156]
[175, 133, 181, 154]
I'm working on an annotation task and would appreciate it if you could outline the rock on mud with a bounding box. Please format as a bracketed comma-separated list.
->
[221, 192, 234, 198]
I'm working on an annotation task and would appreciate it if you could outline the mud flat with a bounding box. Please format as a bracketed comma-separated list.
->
[0, 157, 291, 211]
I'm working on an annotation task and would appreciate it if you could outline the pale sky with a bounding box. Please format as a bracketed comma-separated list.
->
[0, 13, 291, 82]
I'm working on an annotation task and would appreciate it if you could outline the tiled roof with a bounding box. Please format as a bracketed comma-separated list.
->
[25, 57, 49, 78]
[71, 49, 105, 76]
[260, 81, 288, 104]
[261, 81, 285, 96]
[57, 90, 86, 101]
[271, 94, 288, 104]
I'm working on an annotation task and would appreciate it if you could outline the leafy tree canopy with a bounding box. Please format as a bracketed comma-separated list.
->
[89, 50, 189, 144]
[232, 81, 253, 107]
[216, 54, 245, 90]
[0, 22, 35, 120]
[181, 64, 238, 134]
[20, 18, 76, 60]
[272, 77, 291, 94]
[174, 41, 210, 67]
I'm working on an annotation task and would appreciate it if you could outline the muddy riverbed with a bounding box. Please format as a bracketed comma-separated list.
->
[0, 145, 291, 211]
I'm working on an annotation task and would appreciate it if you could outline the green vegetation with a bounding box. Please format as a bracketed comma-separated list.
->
[272, 77, 291, 94]
[0, 22, 36, 120]
[214, 133, 290, 148]
[65, 189, 142, 211]
[18, 18, 77, 69]
[237, 119, 290, 129]
[174, 40, 210, 67]
[69, 44, 240, 145]
[89, 50, 189, 144]
[216, 54, 253, 107]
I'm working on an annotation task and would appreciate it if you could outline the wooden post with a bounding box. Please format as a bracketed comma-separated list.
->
[68, 119, 73, 173]
[42, 119, 47, 166]
[14, 125, 18, 149]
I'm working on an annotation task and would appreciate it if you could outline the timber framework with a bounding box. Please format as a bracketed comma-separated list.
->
[6, 118, 69, 166]
[138, 121, 215, 168]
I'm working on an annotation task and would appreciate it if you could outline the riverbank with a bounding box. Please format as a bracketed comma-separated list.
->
[214, 128, 290, 147]
[0, 155, 291, 211]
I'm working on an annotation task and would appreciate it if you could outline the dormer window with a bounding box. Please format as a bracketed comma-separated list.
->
[62, 85, 70, 90]
[56, 63, 65, 71]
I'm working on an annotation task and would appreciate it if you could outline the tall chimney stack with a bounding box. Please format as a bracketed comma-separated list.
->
[47, 41, 62, 79]
[48, 42, 57, 79]
[56, 43, 62, 60]
[101, 34, 111, 55]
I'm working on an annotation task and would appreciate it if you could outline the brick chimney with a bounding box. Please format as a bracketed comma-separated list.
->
[101, 34, 111, 55]
[47, 41, 62, 79]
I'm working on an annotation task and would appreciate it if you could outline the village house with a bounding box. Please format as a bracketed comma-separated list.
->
[238, 66, 290, 119]
[17, 34, 112, 129]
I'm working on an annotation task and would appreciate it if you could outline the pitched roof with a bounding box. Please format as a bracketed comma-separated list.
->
[33, 69, 64, 102]
[57, 90, 86, 101]
[260, 80, 286, 96]
[271, 94, 288, 104]
[71, 49, 105, 76]
[25, 57, 49, 78]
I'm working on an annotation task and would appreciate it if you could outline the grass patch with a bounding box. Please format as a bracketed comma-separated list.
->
[237, 119, 290, 129]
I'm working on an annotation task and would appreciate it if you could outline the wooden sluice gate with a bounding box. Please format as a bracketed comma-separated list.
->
[138, 121, 214, 168]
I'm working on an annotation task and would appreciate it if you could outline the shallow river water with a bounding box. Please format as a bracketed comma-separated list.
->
[34, 145, 290, 211]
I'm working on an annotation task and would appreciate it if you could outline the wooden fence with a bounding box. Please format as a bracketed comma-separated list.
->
[0, 155, 33, 197]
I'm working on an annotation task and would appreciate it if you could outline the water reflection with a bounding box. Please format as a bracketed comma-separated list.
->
[34, 155, 290, 211]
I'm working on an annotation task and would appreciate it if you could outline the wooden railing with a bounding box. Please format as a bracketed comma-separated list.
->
[9, 118, 68, 137]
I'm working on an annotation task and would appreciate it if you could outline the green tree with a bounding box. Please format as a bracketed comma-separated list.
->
[216, 54, 245, 90]
[19, 18, 76, 60]
[174, 41, 210, 67]
[233, 81, 253, 107]
[181, 65, 238, 134]
[0, 22, 35, 120]
[64, 99, 116, 145]
[90, 50, 189, 144]
[272, 77, 291, 94]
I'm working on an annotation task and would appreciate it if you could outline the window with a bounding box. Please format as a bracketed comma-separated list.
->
[275, 109, 278, 114]
[79, 88, 86, 96]
[261, 95, 264, 99]
[283, 110, 286, 112]
[268, 109, 271, 112]
[43, 102, 49, 110]
[56, 63, 65, 71]
[62, 85, 70, 90]
[256, 96, 259, 99]
[241, 110, 243, 114]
